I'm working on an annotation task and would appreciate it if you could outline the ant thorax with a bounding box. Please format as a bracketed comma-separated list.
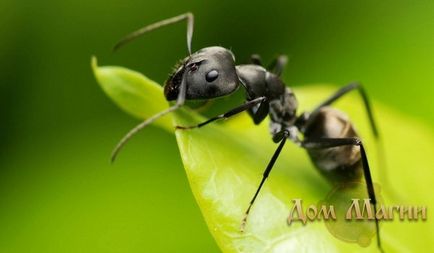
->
[268, 87, 298, 136]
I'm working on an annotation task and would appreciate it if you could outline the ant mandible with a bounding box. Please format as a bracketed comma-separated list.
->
[111, 13, 384, 252]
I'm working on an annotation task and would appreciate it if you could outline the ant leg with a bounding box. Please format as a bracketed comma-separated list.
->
[113, 12, 194, 54]
[302, 137, 384, 253]
[267, 55, 288, 77]
[250, 54, 263, 65]
[310, 82, 378, 138]
[111, 73, 188, 162]
[308, 83, 394, 198]
[247, 100, 269, 125]
[250, 54, 287, 76]
[176, 96, 266, 130]
[240, 129, 290, 232]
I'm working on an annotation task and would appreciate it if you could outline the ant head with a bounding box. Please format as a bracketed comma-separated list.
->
[164, 46, 239, 101]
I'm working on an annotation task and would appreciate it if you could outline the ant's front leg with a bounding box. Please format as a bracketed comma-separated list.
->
[176, 96, 266, 130]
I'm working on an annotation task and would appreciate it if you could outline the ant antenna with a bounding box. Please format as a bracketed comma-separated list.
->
[111, 70, 188, 163]
[113, 12, 194, 55]
[110, 13, 195, 162]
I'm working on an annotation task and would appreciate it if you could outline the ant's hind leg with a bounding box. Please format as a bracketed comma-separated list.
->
[308, 83, 396, 201]
[302, 137, 385, 253]
[310, 82, 378, 138]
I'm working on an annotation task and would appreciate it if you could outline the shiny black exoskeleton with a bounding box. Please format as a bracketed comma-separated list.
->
[111, 13, 384, 252]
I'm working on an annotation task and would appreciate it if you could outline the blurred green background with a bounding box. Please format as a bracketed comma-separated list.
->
[1, 0, 433, 252]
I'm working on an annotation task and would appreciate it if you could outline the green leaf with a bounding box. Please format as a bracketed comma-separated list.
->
[92, 57, 434, 253]
[91, 56, 172, 132]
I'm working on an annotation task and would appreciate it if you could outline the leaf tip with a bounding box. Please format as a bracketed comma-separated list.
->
[91, 55, 98, 72]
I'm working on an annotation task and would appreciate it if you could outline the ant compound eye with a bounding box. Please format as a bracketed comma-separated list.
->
[205, 70, 219, 82]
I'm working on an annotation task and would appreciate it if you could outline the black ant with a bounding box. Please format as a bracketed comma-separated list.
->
[111, 13, 384, 252]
